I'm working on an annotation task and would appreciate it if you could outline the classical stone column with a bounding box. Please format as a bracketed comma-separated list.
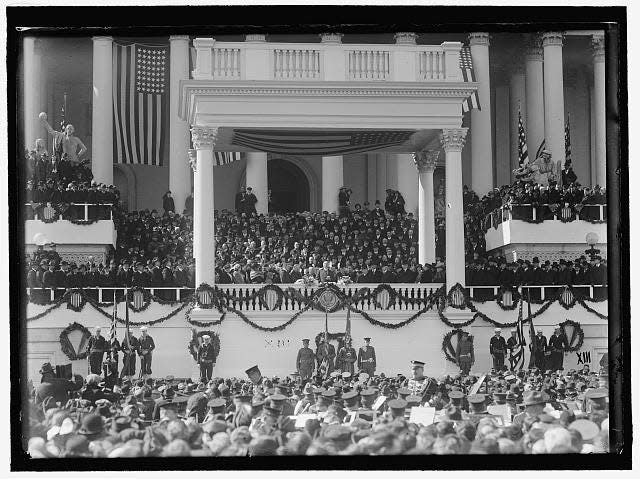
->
[414, 150, 439, 265]
[322, 155, 343, 213]
[23, 37, 45, 151]
[441, 128, 468, 291]
[91, 36, 114, 184]
[396, 153, 418, 216]
[190, 127, 217, 287]
[542, 32, 566, 174]
[592, 34, 606, 187]
[525, 36, 545, 157]
[510, 62, 526, 175]
[246, 151, 269, 215]
[468, 32, 493, 195]
[169, 35, 192, 215]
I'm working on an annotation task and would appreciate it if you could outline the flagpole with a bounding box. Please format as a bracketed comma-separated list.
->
[123, 287, 131, 379]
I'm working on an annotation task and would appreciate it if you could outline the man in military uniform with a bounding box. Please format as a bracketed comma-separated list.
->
[489, 328, 507, 370]
[455, 331, 474, 376]
[296, 338, 315, 380]
[506, 329, 522, 370]
[86, 326, 108, 375]
[198, 334, 216, 382]
[336, 337, 357, 375]
[138, 326, 155, 380]
[120, 330, 139, 380]
[357, 337, 376, 377]
[404, 360, 435, 404]
[315, 333, 336, 379]
[547, 326, 567, 371]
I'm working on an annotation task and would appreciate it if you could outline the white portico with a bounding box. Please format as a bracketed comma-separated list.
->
[180, 35, 477, 300]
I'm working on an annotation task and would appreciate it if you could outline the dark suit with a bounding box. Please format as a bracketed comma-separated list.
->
[547, 333, 567, 371]
[198, 342, 216, 382]
[489, 335, 507, 370]
[138, 335, 155, 376]
[87, 334, 108, 375]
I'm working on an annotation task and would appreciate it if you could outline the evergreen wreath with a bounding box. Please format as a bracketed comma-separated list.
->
[59, 322, 91, 360]
[188, 328, 221, 363]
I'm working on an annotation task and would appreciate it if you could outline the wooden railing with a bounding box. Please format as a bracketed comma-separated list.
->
[25, 203, 114, 222]
[26, 283, 607, 311]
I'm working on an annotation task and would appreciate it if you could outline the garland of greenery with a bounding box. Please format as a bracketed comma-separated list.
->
[441, 329, 473, 364]
[187, 329, 221, 363]
[228, 304, 312, 332]
[59, 322, 91, 360]
[558, 319, 585, 352]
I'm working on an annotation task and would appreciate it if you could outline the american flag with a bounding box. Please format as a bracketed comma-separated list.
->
[526, 290, 537, 369]
[565, 115, 572, 165]
[518, 108, 529, 167]
[535, 139, 546, 160]
[214, 151, 241, 167]
[109, 298, 118, 346]
[231, 129, 414, 156]
[513, 297, 527, 369]
[460, 46, 481, 113]
[113, 43, 168, 166]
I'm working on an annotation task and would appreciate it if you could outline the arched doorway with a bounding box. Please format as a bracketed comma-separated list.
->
[267, 158, 310, 212]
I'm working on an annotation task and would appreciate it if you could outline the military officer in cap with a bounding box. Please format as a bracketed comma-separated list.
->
[87, 327, 108, 375]
[336, 337, 357, 375]
[404, 360, 436, 404]
[357, 337, 376, 377]
[316, 333, 336, 378]
[547, 326, 568, 371]
[455, 331, 474, 376]
[490, 328, 507, 370]
[296, 338, 315, 380]
[138, 326, 155, 379]
[198, 335, 216, 382]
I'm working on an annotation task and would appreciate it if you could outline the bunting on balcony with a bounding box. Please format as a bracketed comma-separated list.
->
[460, 46, 481, 113]
[231, 129, 415, 156]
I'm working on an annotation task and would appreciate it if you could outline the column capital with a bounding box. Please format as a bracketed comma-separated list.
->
[169, 35, 190, 42]
[190, 126, 218, 150]
[591, 34, 605, 63]
[541, 32, 564, 48]
[92, 36, 113, 43]
[319, 33, 343, 44]
[440, 128, 468, 152]
[245, 34, 267, 42]
[188, 149, 197, 172]
[394, 32, 417, 45]
[468, 32, 490, 47]
[413, 150, 440, 172]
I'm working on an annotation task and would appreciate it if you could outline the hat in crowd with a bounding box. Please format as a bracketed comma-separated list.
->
[411, 360, 425, 368]
[78, 413, 103, 436]
[523, 390, 548, 406]
[569, 419, 600, 442]
[467, 394, 487, 413]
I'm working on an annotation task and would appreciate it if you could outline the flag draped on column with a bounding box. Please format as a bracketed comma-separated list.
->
[565, 114, 572, 164]
[518, 107, 529, 167]
[460, 46, 481, 113]
[112, 42, 169, 166]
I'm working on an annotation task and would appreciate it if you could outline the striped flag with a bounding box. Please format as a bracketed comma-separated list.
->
[345, 307, 352, 345]
[109, 298, 118, 345]
[527, 290, 537, 369]
[512, 298, 527, 369]
[231, 129, 414, 156]
[535, 138, 546, 160]
[460, 46, 481, 113]
[113, 43, 168, 166]
[518, 108, 529, 167]
[565, 115, 572, 165]
[214, 151, 241, 167]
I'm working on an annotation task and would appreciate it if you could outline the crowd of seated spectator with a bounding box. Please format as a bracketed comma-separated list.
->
[26, 365, 610, 457]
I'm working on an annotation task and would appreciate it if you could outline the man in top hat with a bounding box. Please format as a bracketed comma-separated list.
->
[455, 331, 474, 376]
[336, 337, 357, 375]
[296, 338, 315, 380]
[138, 326, 155, 380]
[547, 326, 568, 371]
[198, 334, 217, 382]
[357, 337, 376, 377]
[87, 326, 108, 375]
[531, 329, 548, 370]
[404, 360, 436, 403]
[489, 328, 507, 371]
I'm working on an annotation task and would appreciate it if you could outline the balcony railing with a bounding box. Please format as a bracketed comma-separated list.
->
[26, 283, 607, 312]
[192, 38, 465, 83]
[485, 203, 607, 228]
[25, 203, 114, 222]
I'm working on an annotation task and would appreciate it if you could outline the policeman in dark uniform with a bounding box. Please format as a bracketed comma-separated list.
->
[198, 334, 216, 382]
[138, 326, 155, 380]
[296, 338, 315, 380]
[87, 327, 108, 375]
[489, 328, 507, 370]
